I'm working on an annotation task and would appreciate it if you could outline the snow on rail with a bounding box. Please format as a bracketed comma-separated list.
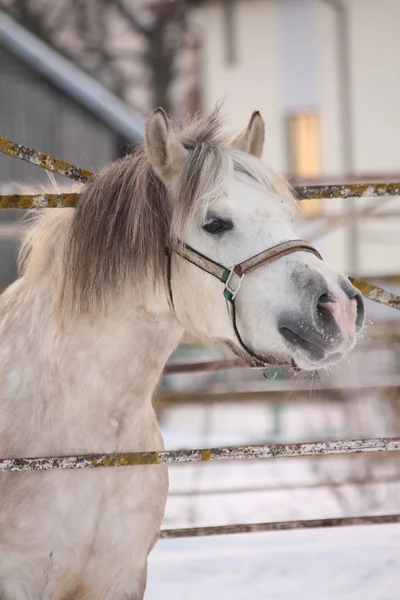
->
[2, 437, 400, 473]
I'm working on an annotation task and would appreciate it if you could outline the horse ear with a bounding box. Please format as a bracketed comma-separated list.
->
[145, 108, 182, 183]
[231, 111, 265, 158]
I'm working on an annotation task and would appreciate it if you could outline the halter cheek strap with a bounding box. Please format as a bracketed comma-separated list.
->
[167, 239, 323, 375]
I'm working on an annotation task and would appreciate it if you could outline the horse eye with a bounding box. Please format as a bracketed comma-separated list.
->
[202, 218, 233, 235]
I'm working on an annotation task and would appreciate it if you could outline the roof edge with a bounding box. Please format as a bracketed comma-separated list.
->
[0, 11, 145, 142]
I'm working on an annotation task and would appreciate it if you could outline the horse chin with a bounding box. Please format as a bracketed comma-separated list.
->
[223, 339, 291, 370]
[223, 334, 348, 373]
[291, 350, 347, 372]
[226, 337, 347, 374]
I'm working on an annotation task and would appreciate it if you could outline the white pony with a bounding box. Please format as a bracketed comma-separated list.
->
[0, 109, 364, 599]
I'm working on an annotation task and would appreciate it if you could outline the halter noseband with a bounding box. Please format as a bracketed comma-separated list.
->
[167, 239, 322, 377]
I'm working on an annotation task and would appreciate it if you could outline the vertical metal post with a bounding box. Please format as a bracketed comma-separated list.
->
[320, 0, 359, 273]
[222, 0, 237, 65]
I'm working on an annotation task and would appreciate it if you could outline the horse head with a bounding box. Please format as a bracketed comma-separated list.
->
[145, 108, 364, 371]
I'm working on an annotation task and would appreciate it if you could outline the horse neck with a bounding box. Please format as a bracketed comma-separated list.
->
[1, 270, 183, 458]
[61, 278, 186, 440]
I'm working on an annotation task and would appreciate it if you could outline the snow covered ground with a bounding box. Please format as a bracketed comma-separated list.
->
[146, 364, 400, 599]
[148, 525, 400, 600]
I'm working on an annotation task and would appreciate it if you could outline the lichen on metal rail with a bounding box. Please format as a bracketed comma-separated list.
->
[1, 437, 400, 472]
[0, 193, 79, 209]
[295, 181, 400, 200]
[350, 277, 400, 310]
[2, 182, 400, 209]
[0, 136, 94, 184]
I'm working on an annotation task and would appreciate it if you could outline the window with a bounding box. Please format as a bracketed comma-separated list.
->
[287, 111, 322, 216]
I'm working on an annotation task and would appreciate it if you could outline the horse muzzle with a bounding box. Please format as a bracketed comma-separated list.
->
[278, 274, 365, 369]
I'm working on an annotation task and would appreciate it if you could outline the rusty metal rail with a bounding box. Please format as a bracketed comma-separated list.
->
[350, 278, 400, 310]
[0, 136, 93, 184]
[163, 340, 400, 377]
[164, 358, 244, 374]
[295, 181, 400, 200]
[1, 134, 400, 198]
[156, 384, 400, 407]
[160, 513, 400, 538]
[2, 437, 400, 472]
[2, 181, 400, 209]
[0, 193, 80, 210]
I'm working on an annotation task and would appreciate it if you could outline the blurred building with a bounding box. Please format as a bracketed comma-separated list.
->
[0, 12, 144, 286]
[1, 2, 400, 290]
[0, 12, 144, 186]
[192, 0, 399, 177]
[190, 0, 400, 281]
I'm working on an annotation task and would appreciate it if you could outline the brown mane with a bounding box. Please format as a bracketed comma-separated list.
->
[59, 109, 229, 315]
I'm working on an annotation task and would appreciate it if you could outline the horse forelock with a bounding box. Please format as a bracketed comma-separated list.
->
[20, 109, 295, 318]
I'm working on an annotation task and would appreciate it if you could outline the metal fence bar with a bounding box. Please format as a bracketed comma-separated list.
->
[164, 340, 400, 376]
[160, 514, 400, 538]
[350, 277, 400, 310]
[0, 193, 80, 209]
[0, 137, 93, 184]
[295, 182, 400, 200]
[164, 358, 244, 374]
[156, 385, 400, 407]
[2, 182, 400, 209]
[2, 437, 400, 472]
[1, 134, 400, 199]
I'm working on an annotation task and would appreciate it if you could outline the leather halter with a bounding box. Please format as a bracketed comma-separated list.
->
[167, 239, 322, 376]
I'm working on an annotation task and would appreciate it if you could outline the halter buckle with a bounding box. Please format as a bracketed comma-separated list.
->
[223, 266, 245, 302]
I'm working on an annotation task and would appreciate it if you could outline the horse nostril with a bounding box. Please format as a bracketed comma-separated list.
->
[313, 291, 338, 346]
[354, 291, 365, 329]
[316, 292, 337, 324]
[315, 291, 340, 342]
[339, 277, 365, 330]
[317, 292, 336, 307]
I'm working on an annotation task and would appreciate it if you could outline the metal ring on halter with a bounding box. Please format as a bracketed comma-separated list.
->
[263, 365, 278, 380]
[222, 265, 245, 301]
[167, 239, 323, 372]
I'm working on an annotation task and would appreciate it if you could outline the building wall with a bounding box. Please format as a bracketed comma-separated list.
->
[347, 0, 400, 174]
[316, 1, 343, 176]
[317, 0, 400, 277]
[197, 0, 400, 176]
[0, 46, 124, 287]
[196, 0, 400, 280]
[316, 0, 400, 176]
[0, 46, 119, 188]
[198, 0, 285, 171]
